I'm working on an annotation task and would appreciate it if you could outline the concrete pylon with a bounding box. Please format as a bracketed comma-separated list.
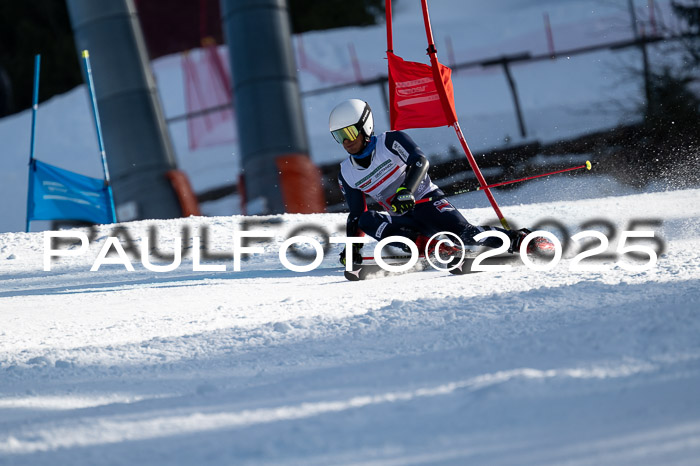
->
[220, 0, 325, 215]
[66, 0, 190, 221]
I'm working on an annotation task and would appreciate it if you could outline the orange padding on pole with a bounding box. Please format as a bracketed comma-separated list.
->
[166, 169, 202, 217]
[276, 154, 326, 214]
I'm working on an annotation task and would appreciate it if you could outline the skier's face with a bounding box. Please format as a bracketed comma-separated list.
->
[343, 134, 365, 155]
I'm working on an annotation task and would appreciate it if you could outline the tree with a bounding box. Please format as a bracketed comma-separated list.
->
[0, 0, 81, 116]
[671, 0, 700, 65]
[617, 1, 700, 187]
[288, 0, 386, 33]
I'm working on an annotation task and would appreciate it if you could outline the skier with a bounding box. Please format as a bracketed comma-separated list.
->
[330, 98, 533, 266]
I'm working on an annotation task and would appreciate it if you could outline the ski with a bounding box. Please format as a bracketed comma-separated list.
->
[344, 258, 427, 281]
[342, 234, 557, 281]
[343, 252, 483, 281]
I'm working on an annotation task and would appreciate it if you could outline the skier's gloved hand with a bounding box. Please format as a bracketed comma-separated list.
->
[508, 228, 532, 253]
[339, 243, 363, 266]
[391, 187, 415, 214]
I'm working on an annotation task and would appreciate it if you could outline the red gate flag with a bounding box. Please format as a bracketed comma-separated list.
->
[387, 52, 457, 130]
[385, 0, 511, 229]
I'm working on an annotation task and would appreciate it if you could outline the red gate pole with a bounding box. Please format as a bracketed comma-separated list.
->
[385, 0, 394, 53]
[453, 122, 510, 229]
[419, 0, 511, 229]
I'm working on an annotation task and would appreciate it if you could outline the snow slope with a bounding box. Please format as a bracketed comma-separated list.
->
[1, 188, 699, 465]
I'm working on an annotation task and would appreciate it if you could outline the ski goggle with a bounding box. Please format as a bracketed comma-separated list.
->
[331, 125, 360, 144]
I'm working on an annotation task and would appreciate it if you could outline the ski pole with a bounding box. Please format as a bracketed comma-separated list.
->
[417, 160, 594, 205]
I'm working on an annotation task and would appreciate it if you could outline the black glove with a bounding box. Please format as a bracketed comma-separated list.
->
[340, 243, 363, 266]
[391, 187, 415, 214]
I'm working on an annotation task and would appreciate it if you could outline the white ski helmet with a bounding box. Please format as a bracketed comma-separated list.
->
[329, 99, 374, 143]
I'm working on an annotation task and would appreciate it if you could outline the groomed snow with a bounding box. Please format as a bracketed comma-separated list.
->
[1, 188, 699, 465]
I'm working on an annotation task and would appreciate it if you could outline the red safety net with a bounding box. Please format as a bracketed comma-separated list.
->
[182, 43, 237, 150]
[295, 36, 357, 84]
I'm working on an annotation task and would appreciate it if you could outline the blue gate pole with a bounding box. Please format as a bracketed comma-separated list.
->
[28, 54, 40, 164]
[26, 54, 41, 232]
[82, 50, 117, 223]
